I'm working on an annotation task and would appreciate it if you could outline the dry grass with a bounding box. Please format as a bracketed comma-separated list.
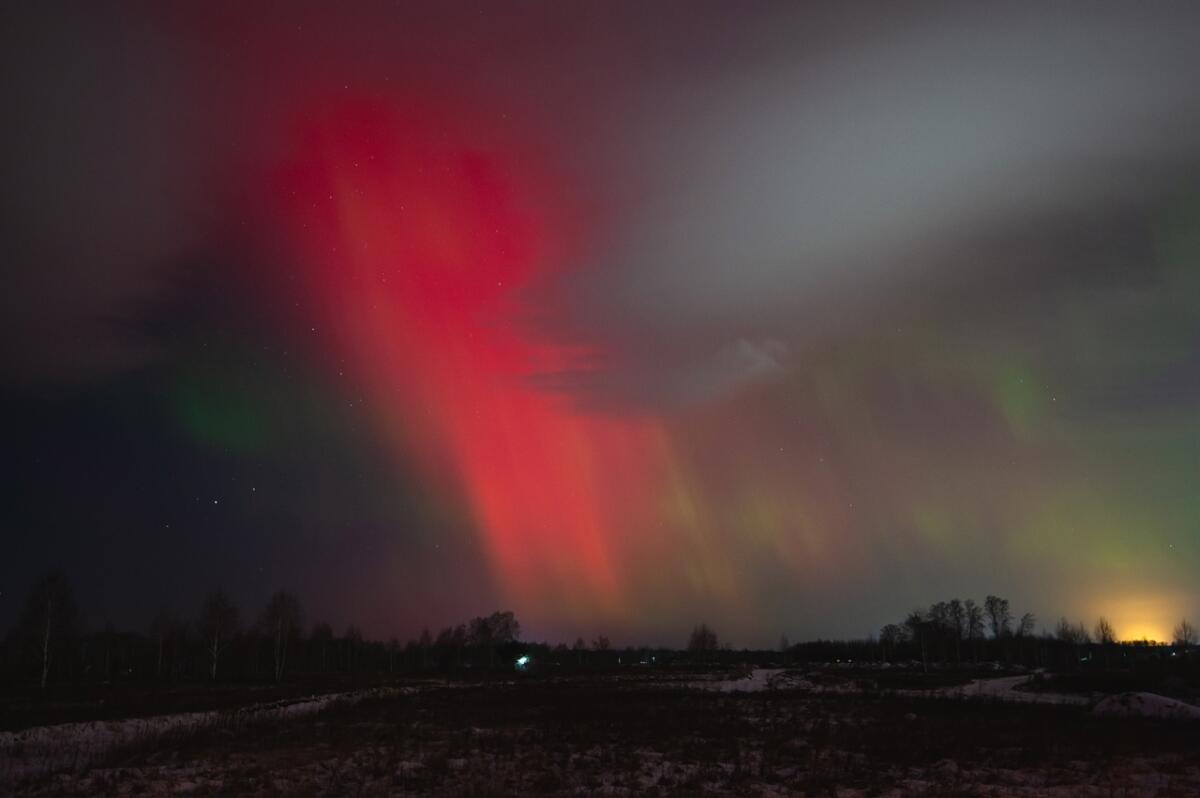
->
[9, 671, 1200, 796]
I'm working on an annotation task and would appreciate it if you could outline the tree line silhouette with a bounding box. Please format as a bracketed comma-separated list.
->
[857, 594, 1197, 675]
[2, 571, 643, 688]
[4, 573, 1197, 690]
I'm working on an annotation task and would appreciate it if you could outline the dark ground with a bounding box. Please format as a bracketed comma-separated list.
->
[0, 666, 996, 733]
[8, 669, 1200, 796]
[0, 674, 408, 732]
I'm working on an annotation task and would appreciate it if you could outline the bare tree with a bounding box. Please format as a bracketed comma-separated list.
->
[310, 623, 333, 671]
[261, 591, 302, 682]
[573, 636, 586, 665]
[965, 599, 985, 660]
[434, 624, 464, 670]
[21, 571, 78, 689]
[467, 611, 520, 669]
[984, 595, 1011, 639]
[489, 611, 520, 644]
[345, 625, 363, 672]
[687, 623, 718, 654]
[1094, 617, 1116, 645]
[417, 627, 433, 670]
[198, 591, 239, 681]
[928, 602, 951, 663]
[1174, 618, 1197, 647]
[591, 634, 611, 651]
[879, 623, 907, 661]
[904, 610, 930, 672]
[1055, 617, 1090, 645]
[1054, 617, 1073, 642]
[149, 611, 181, 679]
[1017, 612, 1036, 638]
[947, 599, 966, 662]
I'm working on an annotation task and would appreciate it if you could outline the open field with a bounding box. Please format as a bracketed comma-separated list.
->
[5, 668, 1200, 797]
[0, 675, 420, 733]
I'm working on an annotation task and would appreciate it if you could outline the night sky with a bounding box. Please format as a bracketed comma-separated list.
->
[3, 3, 1199, 647]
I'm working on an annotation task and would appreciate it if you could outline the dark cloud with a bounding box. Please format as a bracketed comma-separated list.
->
[529, 5, 1200, 408]
[1, 4, 213, 383]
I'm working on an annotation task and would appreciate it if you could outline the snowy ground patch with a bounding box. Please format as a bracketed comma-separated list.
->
[920, 673, 1092, 706]
[10, 674, 1200, 797]
[1093, 692, 1200, 721]
[692, 668, 818, 693]
[0, 686, 410, 783]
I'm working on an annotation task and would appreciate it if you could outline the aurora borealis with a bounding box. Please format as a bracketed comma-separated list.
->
[3, 3, 1199, 646]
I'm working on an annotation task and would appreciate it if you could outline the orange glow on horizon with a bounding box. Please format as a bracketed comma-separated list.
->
[1082, 591, 1190, 645]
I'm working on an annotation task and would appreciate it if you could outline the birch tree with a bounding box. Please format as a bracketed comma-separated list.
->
[21, 571, 77, 689]
[198, 591, 239, 681]
[261, 591, 302, 682]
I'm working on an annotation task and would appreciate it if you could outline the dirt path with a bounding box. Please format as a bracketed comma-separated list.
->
[932, 673, 1091, 706]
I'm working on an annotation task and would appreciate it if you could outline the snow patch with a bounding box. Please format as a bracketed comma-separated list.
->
[692, 668, 815, 693]
[1092, 692, 1200, 721]
[0, 686, 410, 784]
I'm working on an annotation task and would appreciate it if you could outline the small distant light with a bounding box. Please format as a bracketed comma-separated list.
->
[515, 655, 530, 669]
